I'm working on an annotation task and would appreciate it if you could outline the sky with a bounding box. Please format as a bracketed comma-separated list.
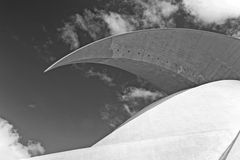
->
[1, 0, 240, 159]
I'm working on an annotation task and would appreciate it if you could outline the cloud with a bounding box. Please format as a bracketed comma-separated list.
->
[74, 14, 88, 31]
[72, 64, 116, 87]
[58, 10, 110, 49]
[101, 1, 178, 34]
[101, 86, 165, 128]
[183, 0, 240, 24]
[0, 118, 45, 160]
[74, 12, 106, 40]
[100, 103, 129, 128]
[136, 0, 178, 27]
[102, 12, 135, 35]
[26, 141, 45, 156]
[86, 69, 116, 86]
[123, 104, 136, 116]
[232, 31, 240, 39]
[58, 23, 80, 50]
[27, 104, 37, 109]
[121, 87, 164, 102]
[160, 1, 179, 17]
[58, 0, 179, 47]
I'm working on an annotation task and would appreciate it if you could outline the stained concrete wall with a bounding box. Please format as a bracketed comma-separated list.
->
[24, 80, 240, 160]
[45, 29, 240, 94]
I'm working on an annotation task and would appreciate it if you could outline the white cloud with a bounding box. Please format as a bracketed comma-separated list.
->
[27, 104, 37, 109]
[160, 1, 179, 17]
[26, 141, 45, 156]
[121, 87, 164, 102]
[183, 0, 240, 24]
[0, 118, 45, 160]
[58, 0, 179, 47]
[58, 23, 80, 50]
[135, 0, 178, 27]
[86, 69, 115, 86]
[232, 31, 240, 39]
[102, 12, 135, 35]
[74, 13, 101, 40]
[74, 14, 88, 31]
[101, 86, 165, 128]
[123, 104, 136, 116]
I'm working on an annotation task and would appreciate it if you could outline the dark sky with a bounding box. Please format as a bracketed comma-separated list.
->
[0, 0, 135, 154]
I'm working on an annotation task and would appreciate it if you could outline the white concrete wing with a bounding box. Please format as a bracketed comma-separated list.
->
[24, 80, 240, 160]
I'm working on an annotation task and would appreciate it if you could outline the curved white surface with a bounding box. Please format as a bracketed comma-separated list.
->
[25, 80, 240, 160]
[23, 131, 238, 160]
[94, 80, 240, 146]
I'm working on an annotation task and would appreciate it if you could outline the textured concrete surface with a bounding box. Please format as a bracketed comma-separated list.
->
[24, 80, 240, 160]
[46, 29, 240, 94]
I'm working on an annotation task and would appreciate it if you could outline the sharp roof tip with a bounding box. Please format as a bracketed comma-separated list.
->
[43, 59, 61, 73]
[43, 69, 49, 73]
[44, 66, 54, 73]
[43, 56, 67, 73]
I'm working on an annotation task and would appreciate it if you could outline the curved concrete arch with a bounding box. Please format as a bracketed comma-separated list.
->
[45, 28, 240, 94]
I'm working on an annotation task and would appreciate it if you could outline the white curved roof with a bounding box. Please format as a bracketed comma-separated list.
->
[94, 80, 240, 146]
[25, 80, 240, 160]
